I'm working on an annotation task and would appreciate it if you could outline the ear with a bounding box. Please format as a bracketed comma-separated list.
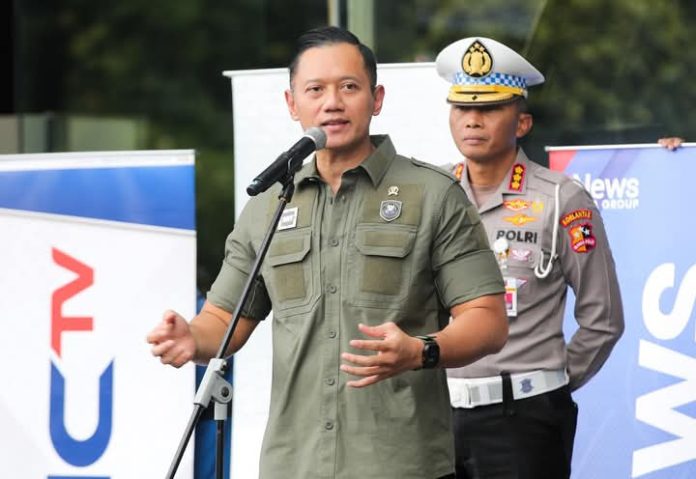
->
[285, 89, 299, 121]
[372, 85, 385, 116]
[516, 112, 533, 139]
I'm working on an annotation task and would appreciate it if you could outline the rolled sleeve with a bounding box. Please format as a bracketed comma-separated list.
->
[207, 201, 272, 321]
[432, 184, 505, 308]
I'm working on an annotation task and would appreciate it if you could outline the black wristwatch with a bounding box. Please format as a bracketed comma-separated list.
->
[415, 335, 440, 369]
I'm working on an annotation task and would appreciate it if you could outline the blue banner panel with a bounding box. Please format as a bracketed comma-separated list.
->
[0, 165, 194, 230]
[550, 145, 696, 479]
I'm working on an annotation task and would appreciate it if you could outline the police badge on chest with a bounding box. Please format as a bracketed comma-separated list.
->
[380, 200, 402, 222]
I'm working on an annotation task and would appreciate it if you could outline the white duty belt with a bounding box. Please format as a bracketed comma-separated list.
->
[448, 369, 569, 409]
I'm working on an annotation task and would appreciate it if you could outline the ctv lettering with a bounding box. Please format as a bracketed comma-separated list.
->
[49, 248, 112, 478]
[495, 229, 538, 244]
[633, 263, 696, 477]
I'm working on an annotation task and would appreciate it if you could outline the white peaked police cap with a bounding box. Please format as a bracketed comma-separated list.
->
[436, 37, 545, 106]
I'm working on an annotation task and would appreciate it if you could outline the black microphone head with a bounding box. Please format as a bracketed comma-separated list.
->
[304, 127, 327, 150]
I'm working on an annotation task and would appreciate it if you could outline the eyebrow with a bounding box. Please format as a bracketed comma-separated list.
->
[300, 74, 364, 85]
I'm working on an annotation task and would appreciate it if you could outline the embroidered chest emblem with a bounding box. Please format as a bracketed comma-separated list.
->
[503, 199, 530, 211]
[380, 200, 402, 222]
[503, 213, 538, 227]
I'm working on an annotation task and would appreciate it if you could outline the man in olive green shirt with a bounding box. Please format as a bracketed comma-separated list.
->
[147, 27, 507, 479]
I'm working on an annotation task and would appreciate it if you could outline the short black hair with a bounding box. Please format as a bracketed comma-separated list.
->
[288, 26, 377, 91]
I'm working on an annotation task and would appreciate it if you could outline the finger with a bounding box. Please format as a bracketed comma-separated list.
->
[146, 324, 171, 344]
[170, 348, 193, 368]
[340, 363, 382, 377]
[151, 339, 175, 358]
[347, 375, 382, 388]
[348, 339, 385, 352]
[341, 351, 377, 366]
[357, 322, 390, 339]
[160, 344, 184, 366]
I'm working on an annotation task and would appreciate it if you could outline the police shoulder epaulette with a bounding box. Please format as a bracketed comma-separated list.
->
[534, 166, 590, 198]
[532, 165, 569, 186]
[408, 157, 458, 182]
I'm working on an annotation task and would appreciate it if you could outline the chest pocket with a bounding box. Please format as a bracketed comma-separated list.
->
[349, 224, 417, 308]
[264, 229, 317, 315]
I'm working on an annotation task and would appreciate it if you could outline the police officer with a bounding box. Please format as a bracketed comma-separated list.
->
[147, 27, 508, 479]
[436, 37, 625, 479]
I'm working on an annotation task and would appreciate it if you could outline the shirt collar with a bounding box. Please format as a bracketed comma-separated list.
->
[453, 148, 531, 213]
[357, 135, 396, 187]
[296, 134, 396, 189]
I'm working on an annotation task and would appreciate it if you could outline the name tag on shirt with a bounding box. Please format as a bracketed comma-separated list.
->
[278, 207, 298, 230]
[504, 276, 518, 318]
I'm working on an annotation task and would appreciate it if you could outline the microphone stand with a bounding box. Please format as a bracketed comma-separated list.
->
[165, 175, 298, 479]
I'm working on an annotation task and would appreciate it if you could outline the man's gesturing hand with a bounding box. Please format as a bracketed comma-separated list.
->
[340, 322, 424, 388]
[146, 310, 197, 368]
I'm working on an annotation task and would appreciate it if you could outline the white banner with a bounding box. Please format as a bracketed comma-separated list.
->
[0, 150, 196, 478]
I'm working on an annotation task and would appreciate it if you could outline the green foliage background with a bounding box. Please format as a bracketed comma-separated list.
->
[14, 0, 696, 291]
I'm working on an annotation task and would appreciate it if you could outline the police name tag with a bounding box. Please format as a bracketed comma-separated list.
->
[278, 207, 299, 230]
[504, 276, 518, 318]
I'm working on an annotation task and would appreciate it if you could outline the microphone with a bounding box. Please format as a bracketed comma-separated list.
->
[246, 127, 327, 196]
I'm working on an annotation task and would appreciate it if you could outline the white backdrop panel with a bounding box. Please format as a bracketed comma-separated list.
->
[224, 62, 457, 479]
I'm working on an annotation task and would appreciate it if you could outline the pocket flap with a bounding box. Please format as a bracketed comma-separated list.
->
[267, 232, 311, 266]
[355, 226, 416, 258]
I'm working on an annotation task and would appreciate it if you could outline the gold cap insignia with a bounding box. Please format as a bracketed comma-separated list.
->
[462, 41, 493, 78]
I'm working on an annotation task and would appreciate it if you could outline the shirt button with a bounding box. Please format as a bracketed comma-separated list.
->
[328, 284, 337, 293]
[329, 238, 339, 247]
[325, 421, 334, 430]
[326, 378, 336, 386]
[328, 330, 337, 338]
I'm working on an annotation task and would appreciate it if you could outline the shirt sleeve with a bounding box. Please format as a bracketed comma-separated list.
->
[207, 199, 272, 321]
[432, 183, 505, 308]
[557, 182, 625, 390]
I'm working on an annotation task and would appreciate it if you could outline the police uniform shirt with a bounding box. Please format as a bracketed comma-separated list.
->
[445, 149, 624, 390]
[208, 135, 505, 479]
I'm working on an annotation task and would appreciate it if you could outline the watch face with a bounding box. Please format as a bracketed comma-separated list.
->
[423, 338, 440, 369]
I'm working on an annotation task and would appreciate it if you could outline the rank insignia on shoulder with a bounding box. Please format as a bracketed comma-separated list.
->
[380, 200, 402, 222]
[508, 163, 526, 191]
[452, 162, 465, 181]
